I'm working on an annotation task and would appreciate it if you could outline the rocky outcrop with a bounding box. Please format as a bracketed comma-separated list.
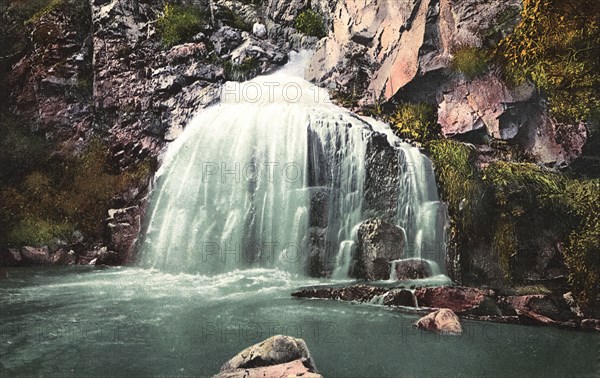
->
[414, 308, 463, 334]
[415, 286, 500, 315]
[351, 218, 405, 280]
[382, 289, 418, 307]
[292, 284, 389, 302]
[215, 335, 320, 378]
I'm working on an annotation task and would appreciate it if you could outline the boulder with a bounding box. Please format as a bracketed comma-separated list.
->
[292, 285, 389, 302]
[215, 359, 322, 378]
[351, 218, 405, 280]
[382, 289, 417, 307]
[414, 308, 463, 334]
[503, 295, 572, 322]
[20, 246, 50, 265]
[0, 248, 22, 267]
[415, 286, 500, 315]
[210, 26, 244, 56]
[394, 259, 433, 280]
[580, 319, 600, 332]
[218, 335, 318, 374]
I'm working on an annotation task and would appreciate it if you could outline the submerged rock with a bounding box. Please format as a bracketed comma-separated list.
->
[414, 308, 463, 334]
[216, 335, 320, 378]
[351, 218, 405, 280]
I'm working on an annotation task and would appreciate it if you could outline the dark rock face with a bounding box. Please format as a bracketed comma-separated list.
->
[394, 259, 433, 280]
[382, 289, 418, 307]
[217, 335, 319, 377]
[414, 308, 462, 334]
[292, 285, 389, 302]
[351, 218, 405, 280]
[502, 295, 574, 322]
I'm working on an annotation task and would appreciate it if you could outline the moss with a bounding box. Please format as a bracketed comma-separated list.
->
[156, 3, 206, 48]
[223, 57, 260, 82]
[390, 103, 439, 143]
[426, 139, 485, 229]
[492, 215, 518, 282]
[25, 0, 64, 24]
[562, 179, 600, 313]
[451, 45, 488, 78]
[295, 10, 326, 38]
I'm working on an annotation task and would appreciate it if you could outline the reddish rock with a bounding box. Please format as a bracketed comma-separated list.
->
[218, 336, 318, 375]
[215, 359, 322, 378]
[504, 295, 565, 321]
[414, 308, 463, 334]
[20, 246, 50, 265]
[414, 286, 497, 314]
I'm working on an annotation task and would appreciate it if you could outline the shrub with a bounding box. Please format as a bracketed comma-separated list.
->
[25, 0, 64, 24]
[295, 9, 326, 38]
[495, 0, 600, 124]
[451, 46, 488, 78]
[156, 3, 205, 48]
[223, 57, 260, 82]
[390, 103, 439, 143]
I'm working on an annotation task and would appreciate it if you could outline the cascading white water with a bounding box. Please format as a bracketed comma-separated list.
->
[139, 51, 447, 278]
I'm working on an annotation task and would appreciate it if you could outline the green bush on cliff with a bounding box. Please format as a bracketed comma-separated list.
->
[562, 179, 600, 313]
[0, 138, 152, 247]
[390, 103, 439, 143]
[451, 46, 488, 78]
[495, 0, 600, 124]
[223, 57, 260, 82]
[295, 10, 326, 38]
[426, 140, 486, 230]
[156, 3, 205, 48]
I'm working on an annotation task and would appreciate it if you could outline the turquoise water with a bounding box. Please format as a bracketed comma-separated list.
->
[0, 267, 597, 377]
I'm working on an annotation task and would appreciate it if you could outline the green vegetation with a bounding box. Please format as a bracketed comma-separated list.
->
[223, 57, 260, 82]
[496, 0, 600, 124]
[451, 46, 488, 78]
[26, 0, 63, 24]
[217, 7, 252, 32]
[156, 3, 206, 48]
[0, 119, 152, 247]
[390, 103, 439, 143]
[295, 9, 326, 38]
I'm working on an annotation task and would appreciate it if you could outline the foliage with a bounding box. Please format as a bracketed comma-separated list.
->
[25, 0, 63, 24]
[390, 103, 439, 143]
[451, 46, 488, 78]
[492, 215, 518, 281]
[156, 3, 205, 48]
[562, 179, 600, 313]
[0, 137, 152, 247]
[496, 0, 600, 123]
[0, 118, 47, 184]
[426, 140, 484, 230]
[217, 6, 251, 32]
[223, 57, 260, 82]
[295, 9, 326, 38]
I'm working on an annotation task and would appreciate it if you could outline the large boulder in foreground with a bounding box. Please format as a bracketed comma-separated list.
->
[414, 308, 463, 334]
[351, 218, 404, 280]
[216, 335, 319, 377]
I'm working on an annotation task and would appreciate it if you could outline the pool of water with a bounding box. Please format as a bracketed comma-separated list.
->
[0, 267, 598, 377]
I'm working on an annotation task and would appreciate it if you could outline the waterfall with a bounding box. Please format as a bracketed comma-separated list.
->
[139, 52, 447, 278]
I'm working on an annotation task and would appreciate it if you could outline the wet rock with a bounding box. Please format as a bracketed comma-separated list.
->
[580, 319, 600, 332]
[292, 285, 389, 302]
[107, 206, 144, 264]
[351, 218, 405, 280]
[218, 335, 318, 374]
[415, 286, 499, 315]
[414, 308, 463, 334]
[0, 249, 23, 267]
[394, 259, 433, 280]
[382, 289, 418, 307]
[210, 26, 244, 56]
[49, 249, 69, 265]
[503, 295, 572, 322]
[20, 246, 50, 265]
